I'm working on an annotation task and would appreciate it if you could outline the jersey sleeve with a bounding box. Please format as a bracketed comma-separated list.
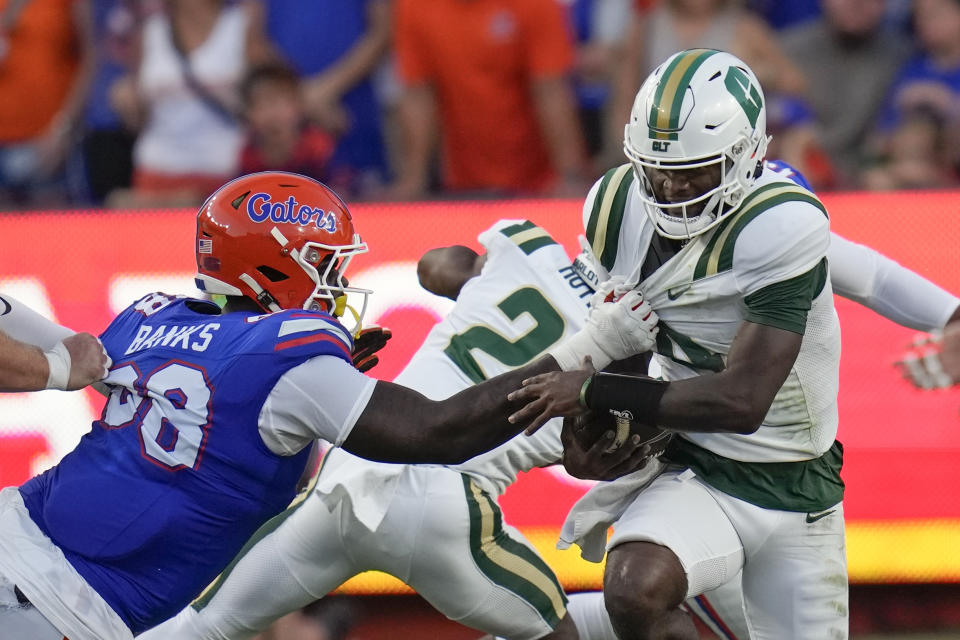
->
[478, 219, 528, 256]
[829, 233, 959, 331]
[733, 200, 831, 334]
[479, 218, 562, 261]
[0, 293, 74, 349]
[268, 312, 353, 358]
[258, 356, 376, 456]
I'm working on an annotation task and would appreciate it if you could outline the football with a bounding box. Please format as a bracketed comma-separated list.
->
[566, 409, 673, 456]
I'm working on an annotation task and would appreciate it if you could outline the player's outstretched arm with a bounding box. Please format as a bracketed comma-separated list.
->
[342, 289, 660, 464]
[0, 329, 52, 392]
[829, 233, 959, 332]
[0, 292, 110, 391]
[343, 354, 557, 464]
[512, 320, 801, 436]
[0, 329, 110, 392]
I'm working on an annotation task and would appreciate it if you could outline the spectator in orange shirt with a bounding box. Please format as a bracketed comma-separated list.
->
[0, 0, 95, 207]
[391, 0, 587, 200]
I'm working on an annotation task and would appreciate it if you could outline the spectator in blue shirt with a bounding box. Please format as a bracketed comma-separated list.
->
[264, 0, 390, 200]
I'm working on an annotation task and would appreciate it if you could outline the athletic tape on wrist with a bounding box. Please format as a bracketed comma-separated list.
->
[585, 372, 668, 424]
[547, 331, 612, 372]
[44, 341, 71, 390]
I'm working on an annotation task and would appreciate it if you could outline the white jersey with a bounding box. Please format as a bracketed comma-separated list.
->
[319, 219, 592, 527]
[423, 219, 593, 494]
[583, 164, 840, 465]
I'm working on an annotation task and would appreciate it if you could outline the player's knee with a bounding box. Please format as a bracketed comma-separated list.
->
[604, 542, 687, 630]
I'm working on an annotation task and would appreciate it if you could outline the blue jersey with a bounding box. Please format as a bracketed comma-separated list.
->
[765, 159, 813, 191]
[19, 294, 354, 633]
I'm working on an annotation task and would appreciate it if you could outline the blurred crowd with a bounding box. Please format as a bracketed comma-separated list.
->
[1, 0, 960, 211]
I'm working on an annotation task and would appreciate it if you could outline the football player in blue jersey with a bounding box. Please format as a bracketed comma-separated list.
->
[0, 171, 659, 640]
[0, 294, 110, 392]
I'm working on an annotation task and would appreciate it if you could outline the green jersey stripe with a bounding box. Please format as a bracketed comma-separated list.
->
[693, 183, 827, 279]
[585, 167, 620, 250]
[517, 235, 558, 254]
[693, 182, 785, 279]
[586, 164, 632, 270]
[463, 477, 567, 627]
[500, 220, 558, 255]
[655, 321, 726, 372]
[499, 220, 558, 254]
[714, 192, 827, 274]
[499, 220, 537, 238]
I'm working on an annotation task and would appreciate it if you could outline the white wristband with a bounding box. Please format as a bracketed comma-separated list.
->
[44, 341, 71, 390]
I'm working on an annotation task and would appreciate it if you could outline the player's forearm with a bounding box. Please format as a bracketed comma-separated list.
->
[0, 332, 50, 392]
[656, 371, 773, 433]
[584, 369, 768, 434]
[586, 323, 799, 434]
[353, 356, 559, 465]
[436, 355, 562, 461]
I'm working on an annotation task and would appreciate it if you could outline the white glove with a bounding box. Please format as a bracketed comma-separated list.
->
[588, 276, 629, 312]
[896, 327, 959, 389]
[549, 289, 659, 371]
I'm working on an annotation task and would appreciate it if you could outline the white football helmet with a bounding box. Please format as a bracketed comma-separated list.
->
[624, 49, 770, 240]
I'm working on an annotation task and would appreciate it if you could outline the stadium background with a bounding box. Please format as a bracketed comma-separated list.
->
[1, 190, 959, 637]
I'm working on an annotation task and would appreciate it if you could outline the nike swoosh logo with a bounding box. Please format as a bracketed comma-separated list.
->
[0, 296, 10, 316]
[805, 509, 835, 523]
[667, 284, 691, 301]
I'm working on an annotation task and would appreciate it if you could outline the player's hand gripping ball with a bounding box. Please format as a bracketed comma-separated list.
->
[566, 409, 672, 455]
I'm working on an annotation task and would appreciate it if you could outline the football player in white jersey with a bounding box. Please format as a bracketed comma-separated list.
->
[0, 293, 110, 392]
[138, 218, 658, 640]
[566, 224, 960, 640]
[511, 48, 877, 640]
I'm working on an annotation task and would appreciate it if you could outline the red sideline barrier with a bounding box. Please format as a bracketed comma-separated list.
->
[1, 191, 959, 587]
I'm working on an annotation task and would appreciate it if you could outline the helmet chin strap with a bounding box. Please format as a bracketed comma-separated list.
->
[238, 273, 282, 312]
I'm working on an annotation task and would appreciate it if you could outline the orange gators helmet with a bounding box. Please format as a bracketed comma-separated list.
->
[195, 172, 370, 329]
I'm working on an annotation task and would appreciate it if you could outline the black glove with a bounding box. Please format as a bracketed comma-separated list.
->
[352, 326, 392, 373]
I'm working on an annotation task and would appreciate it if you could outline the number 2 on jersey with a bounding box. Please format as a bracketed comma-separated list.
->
[444, 287, 565, 383]
[100, 361, 213, 470]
